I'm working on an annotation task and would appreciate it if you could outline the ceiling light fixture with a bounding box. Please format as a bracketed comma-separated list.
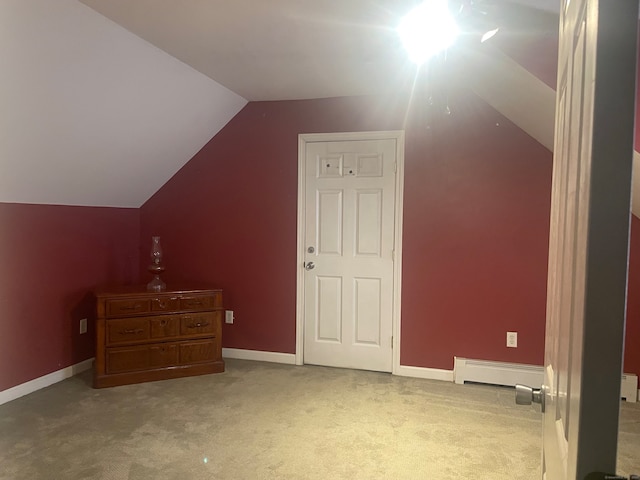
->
[397, 0, 459, 65]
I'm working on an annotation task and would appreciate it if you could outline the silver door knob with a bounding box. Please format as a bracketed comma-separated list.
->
[515, 384, 545, 412]
[304, 262, 315, 270]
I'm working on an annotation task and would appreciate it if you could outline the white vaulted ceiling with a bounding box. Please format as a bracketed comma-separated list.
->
[1, 0, 565, 208]
[79, 0, 560, 101]
[79, 0, 421, 101]
[0, 0, 246, 208]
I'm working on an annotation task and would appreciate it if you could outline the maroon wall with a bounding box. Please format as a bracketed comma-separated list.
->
[626, 217, 640, 377]
[6, 22, 639, 394]
[140, 85, 553, 371]
[494, 22, 640, 377]
[3, 85, 637, 393]
[0, 203, 139, 391]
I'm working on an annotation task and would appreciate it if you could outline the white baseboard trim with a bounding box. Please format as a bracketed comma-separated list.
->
[621, 373, 638, 403]
[394, 364, 454, 382]
[222, 349, 454, 380]
[0, 358, 94, 406]
[222, 348, 296, 365]
[454, 357, 544, 387]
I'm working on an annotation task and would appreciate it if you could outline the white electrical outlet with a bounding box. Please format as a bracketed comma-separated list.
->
[79, 318, 88, 334]
[506, 331, 518, 348]
[225, 310, 234, 324]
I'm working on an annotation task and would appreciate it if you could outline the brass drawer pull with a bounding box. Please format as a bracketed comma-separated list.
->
[187, 322, 210, 329]
[120, 304, 143, 311]
[155, 297, 178, 309]
[120, 328, 144, 335]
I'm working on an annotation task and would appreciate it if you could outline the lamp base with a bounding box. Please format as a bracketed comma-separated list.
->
[147, 274, 166, 292]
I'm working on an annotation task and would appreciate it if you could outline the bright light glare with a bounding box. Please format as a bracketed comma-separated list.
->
[481, 28, 499, 43]
[397, 1, 459, 65]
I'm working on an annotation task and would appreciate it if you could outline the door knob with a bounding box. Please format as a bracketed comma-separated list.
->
[515, 384, 545, 412]
[304, 262, 315, 270]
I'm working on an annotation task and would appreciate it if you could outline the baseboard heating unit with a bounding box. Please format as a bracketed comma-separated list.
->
[454, 357, 544, 388]
[454, 357, 638, 403]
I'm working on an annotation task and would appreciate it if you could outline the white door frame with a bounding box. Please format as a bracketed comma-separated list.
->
[296, 130, 405, 374]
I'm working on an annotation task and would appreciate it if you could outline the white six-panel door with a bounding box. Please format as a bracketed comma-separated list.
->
[302, 137, 398, 372]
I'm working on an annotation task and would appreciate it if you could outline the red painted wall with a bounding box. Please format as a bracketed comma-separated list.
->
[626, 217, 640, 377]
[0, 203, 139, 391]
[3, 23, 639, 395]
[4, 75, 637, 393]
[494, 21, 640, 377]
[140, 85, 553, 371]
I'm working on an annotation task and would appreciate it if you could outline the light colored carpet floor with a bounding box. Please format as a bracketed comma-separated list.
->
[1, 359, 638, 479]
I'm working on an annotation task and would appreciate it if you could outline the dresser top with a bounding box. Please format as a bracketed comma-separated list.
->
[95, 285, 221, 298]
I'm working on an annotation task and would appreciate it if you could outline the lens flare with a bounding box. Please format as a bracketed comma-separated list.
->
[397, 1, 459, 65]
[481, 28, 500, 43]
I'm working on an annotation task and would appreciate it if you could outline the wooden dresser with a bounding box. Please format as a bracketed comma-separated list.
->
[93, 286, 224, 388]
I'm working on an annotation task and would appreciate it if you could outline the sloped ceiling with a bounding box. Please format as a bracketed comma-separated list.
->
[14, 0, 629, 212]
[80, 0, 419, 101]
[79, 0, 560, 101]
[79, 0, 640, 217]
[0, 0, 246, 208]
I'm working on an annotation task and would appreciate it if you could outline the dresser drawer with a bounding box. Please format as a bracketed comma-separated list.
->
[179, 339, 216, 365]
[179, 293, 220, 311]
[106, 340, 216, 374]
[180, 313, 216, 336]
[150, 296, 180, 313]
[106, 317, 150, 345]
[106, 343, 179, 374]
[150, 316, 180, 339]
[106, 298, 150, 317]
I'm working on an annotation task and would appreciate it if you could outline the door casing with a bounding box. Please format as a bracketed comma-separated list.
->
[296, 131, 405, 373]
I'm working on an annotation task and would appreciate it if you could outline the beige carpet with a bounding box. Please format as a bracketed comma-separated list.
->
[0, 359, 638, 479]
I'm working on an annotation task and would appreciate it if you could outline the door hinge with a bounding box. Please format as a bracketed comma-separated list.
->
[392, 250, 395, 262]
[394, 161, 397, 173]
[391, 336, 394, 348]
